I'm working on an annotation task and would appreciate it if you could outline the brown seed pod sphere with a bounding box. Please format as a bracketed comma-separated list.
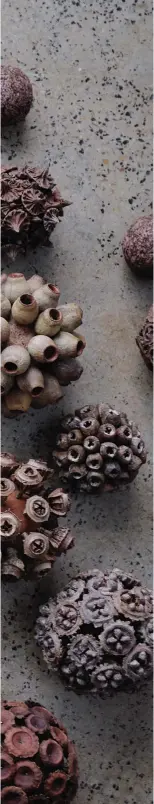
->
[1, 65, 33, 126]
[53, 403, 147, 493]
[136, 305, 153, 371]
[1, 273, 85, 415]
[35, 568, 153, 697]
[1, 700, 79, 802]
[1, 453, 73, 580]
[122, 215, 153, 278]
[1, 166, 69, 259]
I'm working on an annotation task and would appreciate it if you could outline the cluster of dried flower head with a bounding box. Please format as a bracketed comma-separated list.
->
[136, 305, 153, 372]
[35, 567, 153, 697]
[1, 165, 70, 259]
[53, 403, 147, 493]
[1, 700, 79, 802]
[1, 452, 73, 580]
[0, 272, 85, 414]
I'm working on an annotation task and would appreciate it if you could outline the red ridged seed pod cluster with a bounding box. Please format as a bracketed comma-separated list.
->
[52, 403, 147, 493]
[1, 452, 73, 580]
[1, 700, 79, 802]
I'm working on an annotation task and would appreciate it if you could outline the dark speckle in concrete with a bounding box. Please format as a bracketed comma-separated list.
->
[1, 0, 152, 802]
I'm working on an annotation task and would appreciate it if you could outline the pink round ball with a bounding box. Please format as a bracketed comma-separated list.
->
[122, 215, 153, 278]
[1, 65, 33, 126]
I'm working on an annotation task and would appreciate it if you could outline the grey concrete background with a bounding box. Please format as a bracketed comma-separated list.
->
[1, 0, 153, 802]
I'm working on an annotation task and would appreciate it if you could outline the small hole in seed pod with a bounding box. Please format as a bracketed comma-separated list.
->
[4, 362, 17, 373]
[20, 294, 34, 306]
[31, 386, 42, 396]
[76, 340, 84, 356]
[49, 309, 60, 321]
[48, 283, 59, 293]
[124, 427, 130, 436]
[44, 345, 57, 361]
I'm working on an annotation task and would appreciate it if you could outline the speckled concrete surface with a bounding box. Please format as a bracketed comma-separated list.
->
[1, 0, 153, 802]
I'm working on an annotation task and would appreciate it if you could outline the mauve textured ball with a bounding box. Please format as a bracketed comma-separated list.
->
[122, 215, 153, 277]
[1, 65, 33, 125]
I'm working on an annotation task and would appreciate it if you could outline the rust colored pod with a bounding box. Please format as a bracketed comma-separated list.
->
[1, 452, 73, 581]
[136, 305, 153, 371]
[36, 568, 153, 697]
[1, 65, 33, 126]
[53, 403, 147, 493]
[122, 214, 153, 278]
[1, 700, 79, 802]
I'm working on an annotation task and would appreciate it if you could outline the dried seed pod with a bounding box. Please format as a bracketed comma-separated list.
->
[1, 65, 33, 125]
[33, 282, 60, 311]
[1, 371, 14, 397]
[17, 366, 44, 398]
[136, 305, 153, 371]
[54, 403, 146, 493]
[35, 307, 62, 337]
[58, 303, 83, 332]
[28, 335, 58, 364]
[1, 477, 15, 500]
[76, 404, 99, 420]
[26, 275, 44, 294]
[1, 167, 69, 258]
[1, 345, 30, 376]
[36, 567, 153, 696]
[53, 331, 85, 359]
[1, 317, 10, 344]
[1, 452, 73, 581]
[12, 294, 39, 326]
[122, 214, 153, 278]
[48, 489, 70, 516]
[0, 293, 11, 319]
[31, 375, 63, 407]
[5, 388, 32, 413]
[3, 274, 27, 304]
[99, 620, 136, 657]
[53, 357, 83, 385]
[1, 699, 79, 801]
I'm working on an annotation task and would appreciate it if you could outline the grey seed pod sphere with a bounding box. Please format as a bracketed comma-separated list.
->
[122, 214, 153, 278]
[1, 65, 33, 125]
[35, 567, 153, 697]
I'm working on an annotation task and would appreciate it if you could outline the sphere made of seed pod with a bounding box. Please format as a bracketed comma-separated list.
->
[1, 65, 33, 126]
[1, 452, 73, 581]
[35, 567, 153, 697]
[1, 700, 79, 802]
[0, 271, 86, 415]
[122, 214, 153, 278]
[53, 403, 147, 493]
[136, 305, 153, 372]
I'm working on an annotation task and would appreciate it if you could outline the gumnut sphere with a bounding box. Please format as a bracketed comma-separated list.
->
[1, 166, 69, 259]
[122, 215, 153, 278]
[136, 305, 153, 371]
[1, 65, 33, 126]
[1, 452, 73, 580]
[0, 272, 85, 415]
[52, 402, 147, 493]
[1, 700, 79, 802]
[35, 567, 153, 697]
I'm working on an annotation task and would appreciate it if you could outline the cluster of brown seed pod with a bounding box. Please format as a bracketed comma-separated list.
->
[1, 700, 79, 802]
[1, 452, 73, 580]
[136, 305, 153, 371]
[35, 567, 153, 696]
[1, 272, 85, 414]
[1, 165, 69, 259]
[53, 403, 147, 493]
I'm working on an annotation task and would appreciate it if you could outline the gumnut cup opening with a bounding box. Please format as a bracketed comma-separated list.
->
[1, 452, 73, 581]
[52, 402, 147, 493]
[35, 567, 153, 697]
[1, 700, 79, 802]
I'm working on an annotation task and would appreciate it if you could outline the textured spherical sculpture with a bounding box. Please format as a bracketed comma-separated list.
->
[35, 568, 153, 696]
[1, 273, 85, 415]
[122, 215, 153, 278]
[1, 166, 69, 259]
[1, 700, 79, 801]
[1, 452, 73, 580]
[136, 305, 153, 371]
[52, 403, 147, 493]
[1, 65, 33, 126]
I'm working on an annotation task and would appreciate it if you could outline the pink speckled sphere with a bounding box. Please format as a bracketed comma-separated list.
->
[1, 65, 33, 126]
[122, 215, 153, 278]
